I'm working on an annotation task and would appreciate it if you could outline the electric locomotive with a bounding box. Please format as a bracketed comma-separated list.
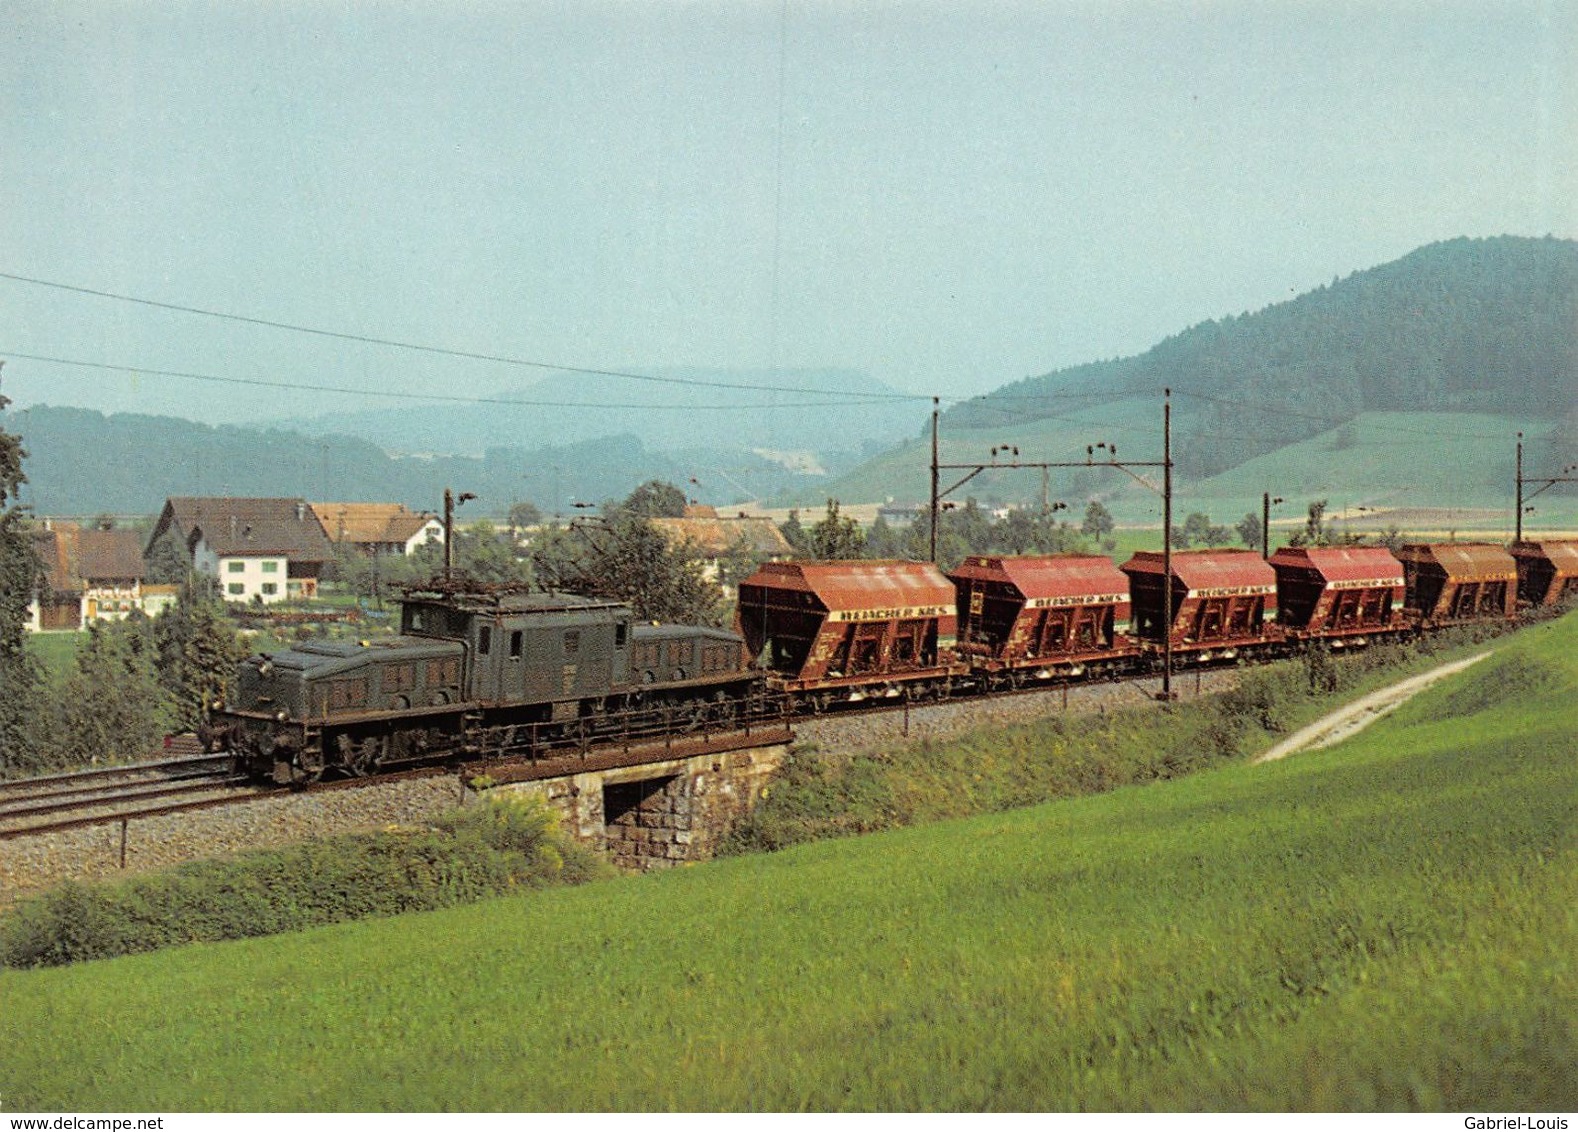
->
[214, 580, 753, 785]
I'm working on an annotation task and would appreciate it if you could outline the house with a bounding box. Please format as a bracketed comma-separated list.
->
[145, 497, 333, 605]
[309, 502, 444, 557]
[26, 522, 150, 631]
[649, 506, 796, 598]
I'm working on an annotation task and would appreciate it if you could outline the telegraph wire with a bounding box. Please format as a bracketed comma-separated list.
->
[0, 270, 931, 403]
[0, 349, 913, 413]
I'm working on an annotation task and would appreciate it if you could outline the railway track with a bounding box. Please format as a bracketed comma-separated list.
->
[0, 754, 270, 838]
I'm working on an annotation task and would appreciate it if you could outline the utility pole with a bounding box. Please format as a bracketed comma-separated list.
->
[929, 397, 940, 563]
[1261, 492, 1284, 559]
[443, 488, 476, 581]
[1162, 389, 1172, 703]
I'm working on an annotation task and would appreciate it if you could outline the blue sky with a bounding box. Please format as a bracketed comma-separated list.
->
[3, 1, 1574, 425]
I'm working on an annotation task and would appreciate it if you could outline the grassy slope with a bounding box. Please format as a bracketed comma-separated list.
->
[783, 409, 1573, 534]
[2, 616, 1573, 1111]
[1185, 413, 1566, 530]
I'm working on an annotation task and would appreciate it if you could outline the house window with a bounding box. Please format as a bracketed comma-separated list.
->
[262, 561, 279, 573]
[228, 561, 244, 573]
[228, 583, 245, 595]
[261, 583, 278, 596]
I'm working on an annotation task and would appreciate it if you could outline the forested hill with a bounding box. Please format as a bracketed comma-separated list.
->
[948, 236, 1578, 477]
[0, 406, 819, 517]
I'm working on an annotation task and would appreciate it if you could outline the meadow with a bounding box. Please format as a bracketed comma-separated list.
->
[1, 613, 1572, 1111]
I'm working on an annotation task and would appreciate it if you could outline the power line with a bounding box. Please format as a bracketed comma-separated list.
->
[0, 270, 931, 402]
[0, 349, 914, 412]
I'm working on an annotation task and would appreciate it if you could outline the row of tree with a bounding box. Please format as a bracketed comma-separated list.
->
[0, 576, 245, 778]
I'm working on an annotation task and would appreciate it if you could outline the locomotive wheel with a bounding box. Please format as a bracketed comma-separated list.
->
[284, 743, 324, 788]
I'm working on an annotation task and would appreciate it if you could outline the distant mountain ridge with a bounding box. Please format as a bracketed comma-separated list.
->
[275, 367, 927, 459]
[948, 236, 1578, 477]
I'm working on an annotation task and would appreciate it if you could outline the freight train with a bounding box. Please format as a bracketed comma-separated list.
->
[214, 539, 1577, 785]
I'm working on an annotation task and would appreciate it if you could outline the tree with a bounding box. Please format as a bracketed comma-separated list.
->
[155, 575, 246, 732]
[1081, 501, 1115, 541]
[1180, 512, 1233, 548]
[54, 621, 176, 766]
[808, 500, 865, 559]
[1289, 499, 1330, 548]
[506, 500, 543, 542]
[1235, 512, 1263, 550]
[452, 519, 525, 584]
[535, 514, 723, 625]
[620, 480, 688, 519]
[778, 510, 808, 554]
[0, 373, 43, 775]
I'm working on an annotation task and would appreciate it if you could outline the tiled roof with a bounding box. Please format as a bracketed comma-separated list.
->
[650, 516, 795, 558]
[75, 529, 146, 581]
[29, 526, 76, 594]
[310, 502, 438, 546]
[158, 497, 334, 561]
[27, 524, 143, 591]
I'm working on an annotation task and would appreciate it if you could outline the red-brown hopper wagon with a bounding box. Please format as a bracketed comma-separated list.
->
[1119, 549, 1281, 661]
[1510, 540, 1578, 608]
[1395, 543, 1517, 625]
[948, 554, 1139, 684]
[734, 559, 963, 704]
[1269, 545, 1406, 645]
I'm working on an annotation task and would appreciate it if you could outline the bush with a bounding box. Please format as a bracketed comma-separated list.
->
[0, 795, 609, 968]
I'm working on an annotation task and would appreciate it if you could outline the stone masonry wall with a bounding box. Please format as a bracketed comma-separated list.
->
[499, 743, 788, 871]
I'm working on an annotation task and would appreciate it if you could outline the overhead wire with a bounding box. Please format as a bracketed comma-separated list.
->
[0, 270, 931, 402]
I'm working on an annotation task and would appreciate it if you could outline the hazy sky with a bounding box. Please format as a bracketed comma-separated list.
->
[3, 1, 1575, 426]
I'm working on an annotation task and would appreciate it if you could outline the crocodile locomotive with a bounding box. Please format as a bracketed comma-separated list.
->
[215, 582, 752, 784]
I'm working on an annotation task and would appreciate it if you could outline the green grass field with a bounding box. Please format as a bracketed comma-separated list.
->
[22, 631, 85, 678]
[2, 615, 1573, 1111]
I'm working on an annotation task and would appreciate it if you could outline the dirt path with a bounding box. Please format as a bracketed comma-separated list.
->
[1254, 651, 1494, 764]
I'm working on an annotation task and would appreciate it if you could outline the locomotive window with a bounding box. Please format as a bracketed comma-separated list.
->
[564, 630, 580, 655]
[509, 630, 523, 658]
[328, 679, 368, 710]
[478, 626, 492, 655]
[425, 658, 459, 686]
[409, 610, 424, 631]
[703, 644, 736, 673]
[615, 622, 628, 648]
